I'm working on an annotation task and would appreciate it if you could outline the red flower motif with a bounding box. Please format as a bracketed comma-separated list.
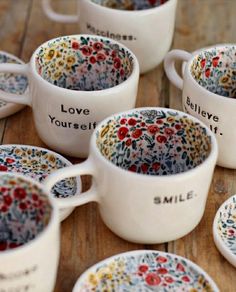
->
[141, 163, 149, 173]
[81, 46, 92, 56]
[114, 57, 121, 69]
[120, 118, 127, 125]
[145, 273, 161, 286]
[182, 275, 191, 282]
[9, 242, 20, 249]
[138, 265, 149, 273]
[156, 119, 163, 124]
[148, 0, 157, 5]
[0, 165, 7, 171]
[164, 128, 174, 136]
[1, 206, 8, 212]
[89, 56, 97, 64]
[212, 56, 220, 67]
[228, 229, 235, 235]
[156, 256, 167, 263]
[126, 138, 132, 146]
[148, 125, 159, 135]
[32, 193, 39, 201]
[120, 69, 125, 76]
[129, 165, 137, 172]
[205, 68, 211, 78]
[93, 42, 103, 51]
[14, 187, 27, 199]
[165, 276, 174, 283]
[175, 124, 181, 130]
[4, 195, 12, 206]
[200, 59, 206, 68]
[176, 263, 185, 272]
[72, 41, 80, 50]
[157, 267, 168, 274]
[141, 122, 146, 127]
[156, 135, 167, 143]
[128, 118, 137, 126]
[132, 129, 142, 139]
[0, 242, 7, 251]
[111, 50, 117, 58]
[97, 53, 106, 62]
[6, 158, 15, 164]
[19, 202, 27, 210]
[152, 162, 161, 171]
[117, 127, 129, 140]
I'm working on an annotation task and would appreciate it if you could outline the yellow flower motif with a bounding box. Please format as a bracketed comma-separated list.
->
[45, 48, 56, 60]
[88, 273, 98, 286]
[21, 158, 29, 165]
[14, 148, 23, 156]
[41, 164, 48, 170]
[100, 125, 110, 138]
[54, 71, 62, 79]
[57, 60, 65, 67]
[66, 56, 76, 65]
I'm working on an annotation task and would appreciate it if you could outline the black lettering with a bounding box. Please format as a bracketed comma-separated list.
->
[213, 115, 219, 122]
[201, 110, 206, 117]
[81, 124, 87, 130]
[187, 191, 194, 200]
[55, 120, 60, 126]
[163, 196, 173, 203]
[61, 121, 67, 128]
[61, 104, 67, 113]
[68, 107, 75, 114]
[154, 197, 161, 204]
[83, 109, 90, 115]
[49, 115, 55, 124]
[74, 123, 79, 129]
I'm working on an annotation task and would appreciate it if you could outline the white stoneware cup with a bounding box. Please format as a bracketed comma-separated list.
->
[164, 44, 236, 169]
[44, 107, 218, 244]
[42, 0, 178, 73]
[0, 35, 139, 158]
[0, 172, 60, 292]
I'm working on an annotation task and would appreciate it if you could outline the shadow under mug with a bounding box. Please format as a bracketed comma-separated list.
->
[44, 107, 218, 244]
[0, 172, 60, 292]
[42, 0, 178, 73]
[164, 44, 236, 168]
[0, 34, 139, 158]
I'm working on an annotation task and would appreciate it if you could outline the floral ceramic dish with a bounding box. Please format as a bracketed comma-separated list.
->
[0, 51, 28, 118]
[0, 144, 81, 221]
[72, 250, 219, 291]
[213, 194, 236, 267]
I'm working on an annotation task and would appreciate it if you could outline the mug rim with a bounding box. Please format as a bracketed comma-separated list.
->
[0, 172, 59, 257]
[90, 106, 218, 180]
[186, 43, 236, 104]
[73, 249, 219, 292]
[30, 34, 139, 94]
[82, 0, 176, 14]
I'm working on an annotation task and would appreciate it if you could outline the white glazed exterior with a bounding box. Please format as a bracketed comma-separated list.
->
[164, 45, 236, 169]
[0, 173, 60, 292]
[0, 35, 139, 158]
[44, 107, 218, 244]
[42, 0, 178, 73]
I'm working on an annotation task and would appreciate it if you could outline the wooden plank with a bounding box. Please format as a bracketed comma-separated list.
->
[168, 1, 236, 291]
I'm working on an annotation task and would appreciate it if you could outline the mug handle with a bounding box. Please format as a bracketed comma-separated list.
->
[164, 50, 192, 90]
[0, 63, 31, 106]
[43, 158, 99, 209]
[42, 0, 78, 23]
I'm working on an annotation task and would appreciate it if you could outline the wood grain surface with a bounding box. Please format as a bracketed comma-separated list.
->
[0, 0, 235, 291]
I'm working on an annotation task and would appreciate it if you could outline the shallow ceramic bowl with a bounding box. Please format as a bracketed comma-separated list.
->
[0, 144, 81, 221]
[73, 250, 219, 291]
[213, 194, 236, 267]
[0, 51, 28, 118]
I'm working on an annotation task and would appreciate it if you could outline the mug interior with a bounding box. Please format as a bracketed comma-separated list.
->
[91, 0, 168, 10]
[0, 174, 52, 251]
[96, 109, 212, 175]
[35, 35, 134, 91]
[190, 45, 236, 98]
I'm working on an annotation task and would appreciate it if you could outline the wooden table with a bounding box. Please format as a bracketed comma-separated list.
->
[0, 0, 236, 291]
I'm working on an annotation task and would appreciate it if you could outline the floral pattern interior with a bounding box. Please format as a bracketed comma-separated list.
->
[0, 174, 52, 251]
[0, 52, 28, 107]
[217, 195, 236, 256]
[91, 0, 168, 10]
[190, 45, 236, 98]
[96, 109, 212, 175]
[35, 36, 133, 91]
[0, 146, 77, 198]
[78, 251, 215, 291]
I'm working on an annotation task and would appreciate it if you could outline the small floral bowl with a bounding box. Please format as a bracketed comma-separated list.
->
[213, 194, 236, 267]
[0, 144, 81, 221]
[72, 250, 219, 291]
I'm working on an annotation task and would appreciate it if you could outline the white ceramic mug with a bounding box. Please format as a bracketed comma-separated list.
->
[44, 107, 218, 244]
[42, 0, 178, 73]
[164, 44, 236, 168]
[0, 34, 139, 158]
[0, 172, 60, 292]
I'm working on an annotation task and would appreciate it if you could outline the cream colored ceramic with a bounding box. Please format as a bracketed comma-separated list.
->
[164, 44, 236, 168]
[42, 0, 178, 73]
[0, 35, 139, 158]
[44, 107, 218, 244]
